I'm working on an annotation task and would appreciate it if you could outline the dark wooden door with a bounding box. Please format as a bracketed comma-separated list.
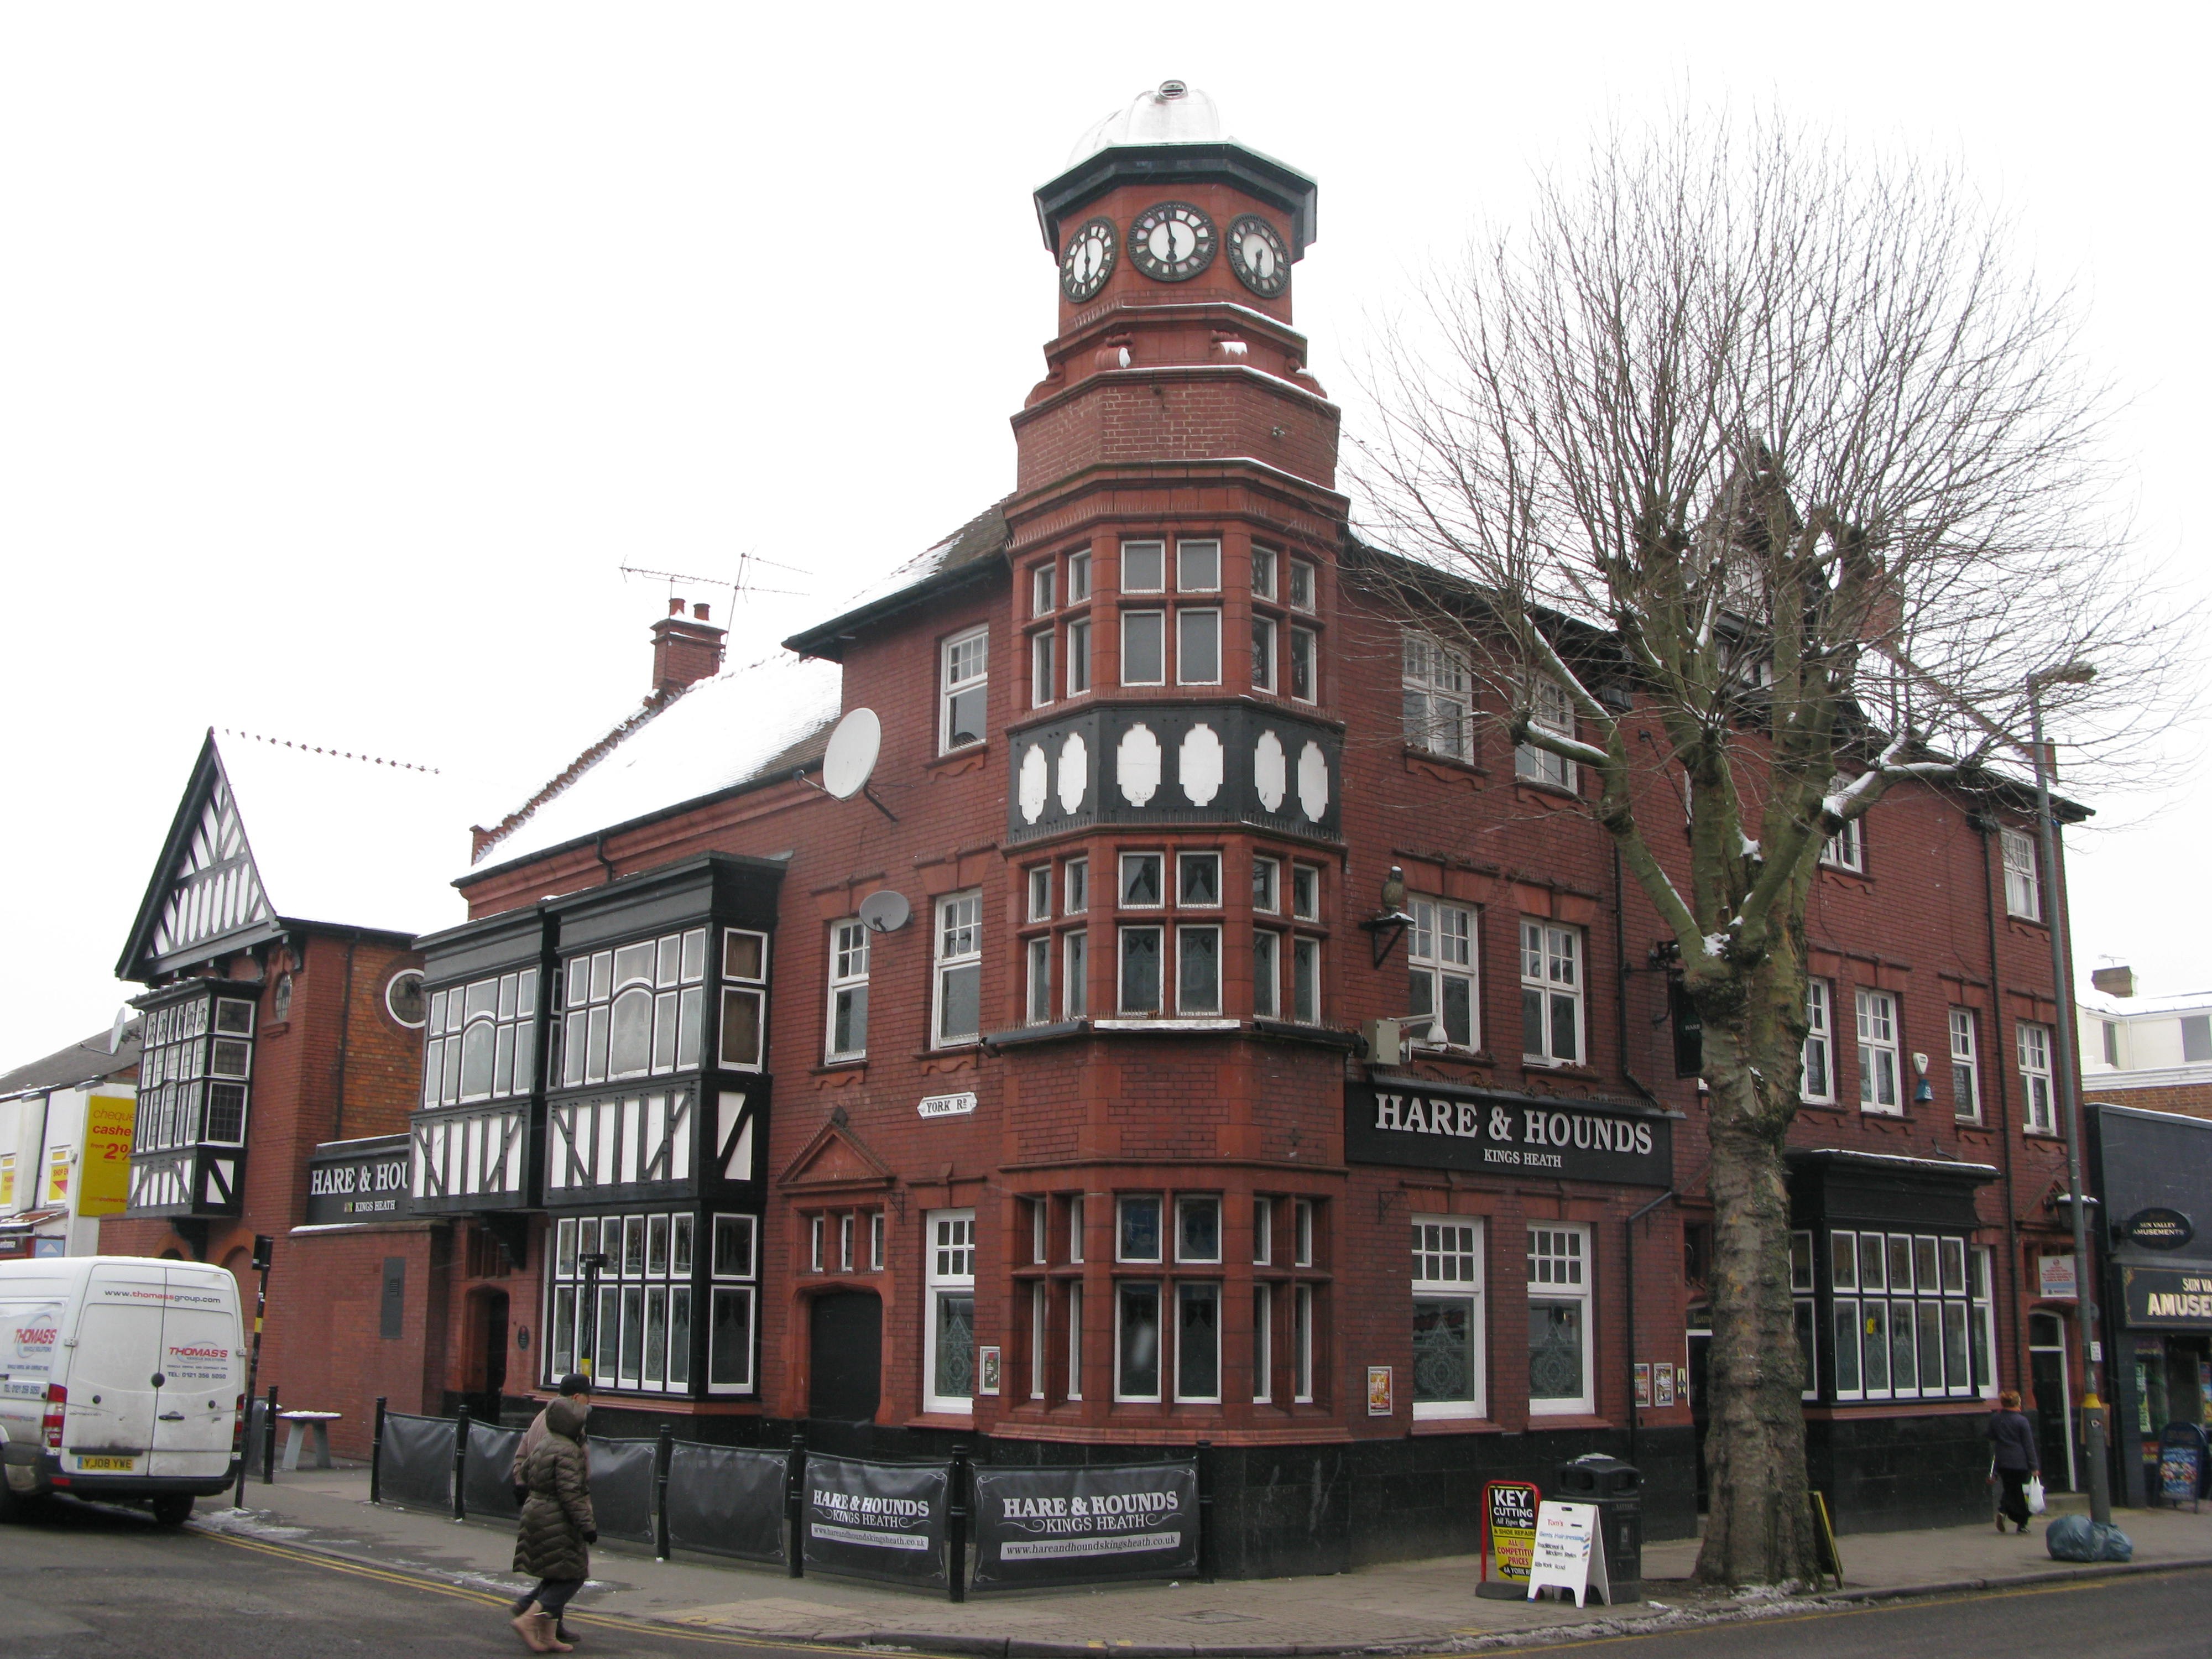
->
[809, 1291, 881, 1424]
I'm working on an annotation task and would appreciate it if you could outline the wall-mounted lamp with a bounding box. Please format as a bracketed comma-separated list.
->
[1913, 1078, 1935, 1105]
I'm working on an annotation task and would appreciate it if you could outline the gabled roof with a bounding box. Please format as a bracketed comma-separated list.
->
[782, 498, 1010, 661]
[463, 653, 842, 883]
[117, 730, 470, 980]
[0, 1021, 142, 1103]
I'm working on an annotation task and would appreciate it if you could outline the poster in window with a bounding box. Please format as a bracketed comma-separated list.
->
[978, 1345, 1001, 1396]
[1653, 1364, 1676, 1407]
[1366, 1364, 1394, 1416]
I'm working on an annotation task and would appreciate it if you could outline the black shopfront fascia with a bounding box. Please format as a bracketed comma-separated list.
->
[408, 905, 556, 1227]
[534, 854, 785, 1399]
[1786, 1149, 2000, 1406]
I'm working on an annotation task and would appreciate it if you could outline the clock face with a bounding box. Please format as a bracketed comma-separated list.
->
[1060, 217, 1118, 302]
[1128, 201, 1217, 282]
[1227, 215, 1291, 299]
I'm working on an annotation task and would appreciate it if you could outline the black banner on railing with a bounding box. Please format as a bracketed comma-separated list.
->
[800, 1454, 949, 1588]
[462, 1421, 524, 1520]
[375, 1413, 456, 1512]
[664, 1441, 787, 1564]
[586, 1436, 658, 1545]
[970, 1460, 1199, 1590]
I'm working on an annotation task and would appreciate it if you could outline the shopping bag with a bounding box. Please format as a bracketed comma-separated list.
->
[2026, 1475, 2047, 1515]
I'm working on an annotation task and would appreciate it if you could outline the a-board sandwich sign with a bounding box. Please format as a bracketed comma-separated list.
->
[1483, 1480, 1540, 1589]
[1525, 1499, 1612, 1607]
[971, 1461, 1201, 1589]
[800, 1454, 950, 1588]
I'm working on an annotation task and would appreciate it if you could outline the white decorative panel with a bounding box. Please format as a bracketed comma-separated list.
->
[1254, 729, 1287, 813]
[1117, 723, 1162, 806]
[1297, 740, 1330, 822]
[1179, 723, 1224, 806]
[1018, 743, 1048, 824]
[1057, 732, 1088, 814]
[729, 1114, 754, 1180]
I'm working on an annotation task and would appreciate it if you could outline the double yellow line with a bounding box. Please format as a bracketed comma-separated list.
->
[195, 1527, 952, 1655]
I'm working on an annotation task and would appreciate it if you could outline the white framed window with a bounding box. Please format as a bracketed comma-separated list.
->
[1515, 676, 1577, 790]
[1290, 863, 1319, 920]
[1067, 1282, 1084, 1402]
[1291, 936, 1321, 1024]
[1032, 562, 1056, 617]
[1251, 615, 1277, 692]
[1520, 921, 1582, 1065]
[1177, 608, 1222, 684]
[1065, 857, 1089, 914]
[2002, 828, 2042, 921]
[1251, 546, 1278, 601]
[1066, 618, 1092, 695]
[826, 920, 869, 1063]
[1177, 925, 1222, 1015]
[1031, 1197, 1049, 1264]
[2018, 1022, 2056, 1134]
[810, 1214, 825, 1271]
[1288, 625, 1316, 702]
[1949, 1009, 1981, 1122]
[1026, 935, 1052, 1025]
[1253, 1197, 1274, 1265]
[1402, 633, 1472, 761]
[425, 967, 539, 1109]
[558, 930, 707, 1091]
[1293, 1197, 1315, 1267]
[1253, 1283, 1273, 1404]
[1121, 539, 1166, 592]
[549, 1209, 712, 1396]
[1855, 989, 1901, 1113]
[1526, 1224, 1592, 1415]
[1062, 929, 1088, 1019]
[1031, 1281, 1048, 1400]
[1822, 816, 1865, 873]
[1067, 549, 1092, 603]
[1031, 630, 1056, 707]
[924, 1209, 976, 1413]
[1175, 1281, 1222, 1402]
[1177, 539, 1220, 592]
[1802, 979, 1835, 1103]
[1287, 558, 1315, 612]
[1121, 852, 1165, 907]
[1253, 855, 1280, 914]
[870, 1212, 885, 1271]
[1119, 925, 1164, 1014]
[1253, 929, 1281, 1019]
[840, 1213, 855, 1273]
[940, 626, 988, 753]
[719, 930, 769, 1072]
[1831, 1227, 1992, 1403]
[1026, 865, 1052, 922]
[1293, 1283, 1314, 1402]
[1407, 899, 1478, 1049]
[1121, 609, 1166, 685]
[706, 1212, 756, 1395]
[1070, 1194, 1086, 1264]
[1115, 1281, 1162, 1401]
[1176, 1195, 1222, 1262]
[1117, 1194, 1164, 1262]
[1412, 1217, 1485, 1419]
[1177, 851, 1221, 907]
[933, 891, 983, 1047]
[1792, 1230, 1818, 1400]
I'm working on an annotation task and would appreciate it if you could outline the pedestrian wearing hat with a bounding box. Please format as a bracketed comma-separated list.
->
[509, 1394, 596, 1652]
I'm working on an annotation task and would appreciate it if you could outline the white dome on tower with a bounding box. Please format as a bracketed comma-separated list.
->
[1067, 80, 1223, 164]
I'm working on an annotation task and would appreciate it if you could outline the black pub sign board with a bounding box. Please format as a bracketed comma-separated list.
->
[800, 1454, 950, 1588]
[1348, 1078, 1672, 1186]
[304, 1135, 412, 1225]
[2124, 1264, 2212, 1329]
[971, 1460, 1200, 1589]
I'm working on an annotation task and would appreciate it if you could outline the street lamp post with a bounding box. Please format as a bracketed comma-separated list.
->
[577, 1251, 609, 1381]
[2027, 662, 2110, 1525]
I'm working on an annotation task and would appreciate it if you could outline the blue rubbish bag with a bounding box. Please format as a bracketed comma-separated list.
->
[2045, 1513, 2133, 1562]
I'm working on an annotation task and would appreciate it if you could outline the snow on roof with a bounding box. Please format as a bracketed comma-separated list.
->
[1067, 80, 1224, 164]
[1796, 1147, 2000, 1177]
[466, 651, 842, 879]
[2079, 987, 2212, 1019]
[784, 498, 1009, 660]
[215, 729, 472, 938]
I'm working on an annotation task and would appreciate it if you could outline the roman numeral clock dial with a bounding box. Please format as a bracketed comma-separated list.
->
[1227, 215, 1290, 299]
[1060, 217, 1118, 302]
[1128, 201, 1217, 282]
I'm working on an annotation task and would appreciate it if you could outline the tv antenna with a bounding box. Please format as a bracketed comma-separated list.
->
[620, 550, 808, 603]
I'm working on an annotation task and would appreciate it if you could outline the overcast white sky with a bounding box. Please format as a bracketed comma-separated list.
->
[3, 3, 2205, 1060]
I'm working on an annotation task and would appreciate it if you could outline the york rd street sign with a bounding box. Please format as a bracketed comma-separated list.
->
[1347, 1078, 1672, 1185]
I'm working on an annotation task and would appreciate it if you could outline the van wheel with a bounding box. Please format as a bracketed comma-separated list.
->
[150, 1494, 195, 1526]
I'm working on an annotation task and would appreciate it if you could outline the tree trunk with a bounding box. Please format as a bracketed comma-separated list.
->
[1693, 1026, 1822, 1586]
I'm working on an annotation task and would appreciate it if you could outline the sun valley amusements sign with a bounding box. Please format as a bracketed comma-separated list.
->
[1347, 1078, 1673, 1185]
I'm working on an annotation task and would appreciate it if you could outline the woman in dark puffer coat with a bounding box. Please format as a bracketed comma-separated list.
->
[509, 1395, 596, 1652]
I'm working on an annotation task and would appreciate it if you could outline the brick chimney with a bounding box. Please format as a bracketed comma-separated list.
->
[649, 598, 727, 697]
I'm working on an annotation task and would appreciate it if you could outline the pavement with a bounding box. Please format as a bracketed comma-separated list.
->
[184, 1465, 2212, 1654]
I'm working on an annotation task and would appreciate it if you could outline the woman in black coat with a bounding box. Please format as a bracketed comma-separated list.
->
[1986, 1388, 2041, 1534]
[509, 1395, 596, 1652]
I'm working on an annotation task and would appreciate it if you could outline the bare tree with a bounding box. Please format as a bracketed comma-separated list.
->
[1354, 109, 2183, 1585]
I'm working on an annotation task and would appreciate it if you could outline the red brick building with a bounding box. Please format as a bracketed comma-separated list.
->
[105, 84, 2100, 1559]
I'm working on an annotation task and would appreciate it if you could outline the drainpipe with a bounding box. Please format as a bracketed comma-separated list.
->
[1614, 844, 1678, 1464]
[1973, 814, 2028, 1395]
[332, 938, 357, 1144]
[1624, 1186, 1678, 1465]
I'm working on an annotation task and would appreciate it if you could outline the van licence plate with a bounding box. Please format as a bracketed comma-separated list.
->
[76, 1455, 137, 1471]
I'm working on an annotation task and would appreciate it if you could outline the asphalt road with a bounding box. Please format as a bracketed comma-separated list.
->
[1, 1493, 2205, 1659]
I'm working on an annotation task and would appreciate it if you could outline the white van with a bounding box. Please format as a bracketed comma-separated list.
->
[1, 1255, 245, 1525]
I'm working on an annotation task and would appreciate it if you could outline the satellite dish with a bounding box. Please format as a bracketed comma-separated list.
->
[858, 890, 911, 934]
[822, 707, 882, 801]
